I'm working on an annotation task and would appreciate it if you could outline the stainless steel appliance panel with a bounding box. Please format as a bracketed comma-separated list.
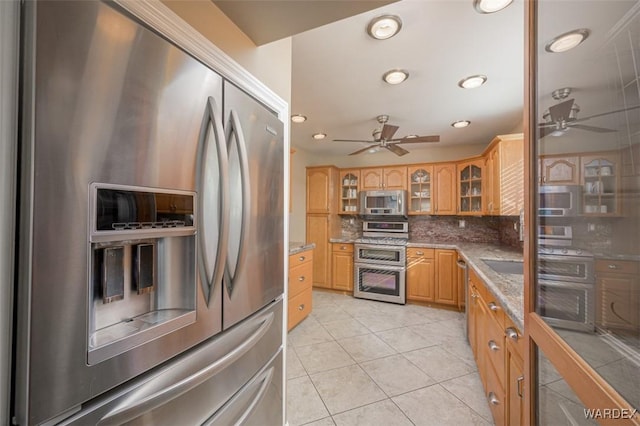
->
[59, 299, 283, 425]
[538, 185, 582, 217]
[538, 281, 594, 331]
[222, 82, 284, 329]
[17, 2, 224, 423]
[354, 263, 406, 304]
[354, 244, 406, 266]
[360, 190, 407, 216]
[538, 254, 594, 284]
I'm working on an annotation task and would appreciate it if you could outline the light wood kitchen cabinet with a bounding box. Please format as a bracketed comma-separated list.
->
[457, 159, 484, 215]
[581, 152, 620, 216]
[434, 249, 458, 306]
[288, 248, 313, 330]
[595, 259, 639, 331]
[407, 165, 434, 214]
[331, 243, 354, 292]
[406, 248, 435, 302]
[360, 166, 407, 190]
[539, 155, 579, 185]
[307, 166, 339, 214]
[433, 163, 457, 215]
[484, 134, 524, 216]
[505, 317, 525, 426]
[306, 214, 339, 289]
[338, 169, 360, 214]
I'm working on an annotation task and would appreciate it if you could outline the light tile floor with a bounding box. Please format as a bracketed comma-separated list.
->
[286, 290, 494, 426]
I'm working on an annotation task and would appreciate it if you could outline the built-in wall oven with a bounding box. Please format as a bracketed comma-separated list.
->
[354, 220, 408, 304]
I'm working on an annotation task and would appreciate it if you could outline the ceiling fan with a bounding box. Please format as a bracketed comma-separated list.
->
[539, 87, 639, 137]
[333, 115, 440, 156]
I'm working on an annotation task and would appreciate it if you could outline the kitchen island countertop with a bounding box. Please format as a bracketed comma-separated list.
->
[289, 242, 316, 255]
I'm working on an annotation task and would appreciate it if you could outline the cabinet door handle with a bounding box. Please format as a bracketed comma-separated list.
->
[517, 376, 524, 398]
[298, 276, 305, 282]
[298, 304, 305, 311]
[488, 302, 500, 312]
[608, 264, 618, 269]
[416, 251, 424, 256]
[488, 392, 500, 406]
[505, 327, 519, 341]
[488, 340, 500, 351]
[298, 255, 305, 262]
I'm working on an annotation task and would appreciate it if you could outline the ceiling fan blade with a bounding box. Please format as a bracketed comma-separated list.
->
[348, 145, 377, 156]
[384, 143, 409, 156]
[548, 98, 575, 122]
[538, 126, 557, 138]
[391, 135, 440, 143]
[380, 124, 399, 140]
[333, 139, 376, 143]
[568, 124, 616, 133]
[571, 104, 640, 123]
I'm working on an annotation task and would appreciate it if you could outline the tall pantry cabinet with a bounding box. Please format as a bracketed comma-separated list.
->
[306, 166, 340, 289]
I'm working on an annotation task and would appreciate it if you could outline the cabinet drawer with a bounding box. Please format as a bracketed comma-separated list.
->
[288, 289, 312, 330]
[596, 259, 639, 275]
[485, 316, 505, 383]
[289, 249, 313, 268]
[289, 261, 313, 298]
[484, 357, 506, 426]
[406, 247, 435, 259]
[332, 243, 354, 253]
[483, 295, 505, 329]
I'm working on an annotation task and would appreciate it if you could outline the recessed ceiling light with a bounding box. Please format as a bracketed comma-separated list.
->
[312, 133, 326, 140]
[291, 114, 307, 123]
[458, 75, 487, 89]
[366, 15, 402, 40]
[545, 29, 590, 53]
[383, 69, 409, 85]
[451, 120, 471, 128]
[473, 0, 514, 14]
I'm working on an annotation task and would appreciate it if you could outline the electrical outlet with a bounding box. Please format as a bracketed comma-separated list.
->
[588, 223, 596, 232]
[459, 220, 465, 228]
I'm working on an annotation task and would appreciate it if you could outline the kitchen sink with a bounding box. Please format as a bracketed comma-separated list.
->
[482, 259, 524, 275]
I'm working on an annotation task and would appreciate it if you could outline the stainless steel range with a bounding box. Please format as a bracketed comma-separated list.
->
[354, 220, 408, 304]
[537, 225, 595, 332]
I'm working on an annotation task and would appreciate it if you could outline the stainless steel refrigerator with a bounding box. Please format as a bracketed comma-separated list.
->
[13, 1, 285, 424]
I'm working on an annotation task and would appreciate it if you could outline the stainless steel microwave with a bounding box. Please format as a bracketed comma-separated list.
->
[360, 190, 407, 216]
[539, 185, 582, 217]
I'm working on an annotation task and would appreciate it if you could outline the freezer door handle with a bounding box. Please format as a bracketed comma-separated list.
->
[224, 108, 251, 296]
[196, 96, 230, 304]
[99, 310, 275, 425]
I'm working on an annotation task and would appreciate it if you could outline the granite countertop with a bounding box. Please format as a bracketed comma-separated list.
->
[408, 240, 524, 331]
[329, 237, 357, 243]
[289, 242, 316, 255]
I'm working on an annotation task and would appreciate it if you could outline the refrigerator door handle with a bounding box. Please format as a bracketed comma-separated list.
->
[196, 96, 230, 304]
[202, 365, 275, 425]
[224, 109, 251, 296]
[99, 311, 275, 425]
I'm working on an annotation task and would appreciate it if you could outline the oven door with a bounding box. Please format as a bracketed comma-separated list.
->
[537, 280, 594, 331]
[538, 255, 594, 284]
[354, 263, 406, 304]
[354, 244, 405, 266]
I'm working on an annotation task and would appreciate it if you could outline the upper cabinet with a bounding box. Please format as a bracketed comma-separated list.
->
[408, 165, 434, 215]
[581, 152, 620, 216]
[338, 169, 360, 215]
[485, 134, 524, 216]
[457, 159, 484, 215]
[433, 163, 457, 215]
[361, 166, 407, 190]
[306, 166, 339, 214]
[539, 155, 580, 185]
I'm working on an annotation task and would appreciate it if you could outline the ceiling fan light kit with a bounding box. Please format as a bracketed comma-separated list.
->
[473, 0, 514, 14]
[366, 14, 402, 40]
[545, 29, 590, 53]
[383, 69, 409, 85]
[452, 120, 471, 128]
[458, 75, 487, 89]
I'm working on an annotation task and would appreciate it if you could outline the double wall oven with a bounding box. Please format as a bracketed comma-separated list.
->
[354, 220, 408, 304]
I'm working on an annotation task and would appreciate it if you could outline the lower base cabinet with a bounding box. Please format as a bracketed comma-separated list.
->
[468, 267, 524, 426]
[331, 243, 354, 292]
[407, 248, 458, 306]
[288, 249, 313, 330]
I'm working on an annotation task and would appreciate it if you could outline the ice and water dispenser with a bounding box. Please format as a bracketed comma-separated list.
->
[89, 184, 197, 364]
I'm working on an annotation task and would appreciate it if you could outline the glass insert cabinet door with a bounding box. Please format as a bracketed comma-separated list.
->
[532, 0, 640, 423]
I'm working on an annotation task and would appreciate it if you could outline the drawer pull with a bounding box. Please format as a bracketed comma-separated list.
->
[416, 251, 424, 256]
[517, 375, 524, 398]
[488, 302, 500, 312]
[488, 392, 500, 406]
[488, 340, 500, 351]
[608, 264, 618, 269]
[505, 327, 519, 341]
[341, 245, 346, 250]
[298, 255, 305, 262]
[298, 304, 305, 311]
[298, 276, 305, 282]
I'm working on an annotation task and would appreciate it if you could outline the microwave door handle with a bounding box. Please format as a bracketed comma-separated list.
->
[196, 96, 229, 304]
[223, 109, 251, 296]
